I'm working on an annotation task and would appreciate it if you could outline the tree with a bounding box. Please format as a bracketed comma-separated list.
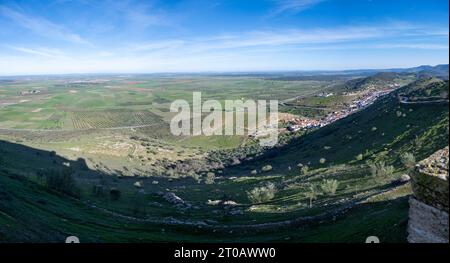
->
[45, 168, 80, 198]
[320, 179, 339, 196]
[247, 182, 277, 204]
[305, 184, 320, 208]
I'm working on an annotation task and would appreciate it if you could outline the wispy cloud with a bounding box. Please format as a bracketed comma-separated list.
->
[126, 23, 448, 55]
[6, 46, 70, 59]
[372, 43, 450, 50]
[0, 21, 447, 75]
[102, 0, 172, 29]
[0, 5, 91, 45]
[271, 0, 326, 16]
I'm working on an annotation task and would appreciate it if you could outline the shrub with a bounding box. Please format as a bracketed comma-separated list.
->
[400, 152, 416, 172]
[320, 179, 339, 196]
[369, 161, 395, 179]
[45, 168, 80, 198]
[92, 184, 105, 197]
[247, 182, 277, 204]
[205, 172, 216, 185]
[110, 188, 121, 201]
[300, 165, 309, 175]
[356, 154, 364, 161]
[131, 193, 146, 217]
[261, 165, 273, 172]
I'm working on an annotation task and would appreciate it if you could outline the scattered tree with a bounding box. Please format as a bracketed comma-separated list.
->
[247, 182, 277, 204]
[320, 179, 339, 196]
[44, 168, 80, 198]
[305, 184, 320, 208]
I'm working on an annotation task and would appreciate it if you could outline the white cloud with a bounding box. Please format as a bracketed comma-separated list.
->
[0, 23, 448, 75]
[271, 0, 326, 16]
[125, 23, 448, 55]
[0, 5, 92, 45]
[7, 46, 69, 59]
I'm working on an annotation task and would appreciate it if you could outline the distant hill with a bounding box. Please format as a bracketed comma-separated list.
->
[329, 72, 414, 93]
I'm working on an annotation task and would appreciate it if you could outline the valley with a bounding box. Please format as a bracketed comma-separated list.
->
[0, 66, 448, 243]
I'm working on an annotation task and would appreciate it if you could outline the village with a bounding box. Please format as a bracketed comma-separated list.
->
[284, 85, 399, 133]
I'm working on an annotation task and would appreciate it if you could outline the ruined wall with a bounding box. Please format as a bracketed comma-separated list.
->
[407, 147, 449, 243]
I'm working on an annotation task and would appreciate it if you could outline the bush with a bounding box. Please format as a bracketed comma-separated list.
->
[205, 172, 216, 184]
[369, 161, 395, 179]
[400, 152, 416, 172]
[261, 165, 273, 172]
[320, 179, 339, 196]
[45, 168, 80, 198]
[110, 188, 121, 201]
[356, 154, 364, 161]
[92, 184, 105, 197]
[300, 165, 309, 175]
[247, 182, 277, 204]
[131, 193, 147, 217]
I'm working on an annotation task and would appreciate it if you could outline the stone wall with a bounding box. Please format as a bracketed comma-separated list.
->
[408, 198, 448, 243]
[407, 147, 449, 243]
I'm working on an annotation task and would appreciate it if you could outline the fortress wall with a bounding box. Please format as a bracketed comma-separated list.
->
[407, 147, 449, 243]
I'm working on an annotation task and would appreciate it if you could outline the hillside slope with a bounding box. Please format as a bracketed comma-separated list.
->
[232, 78, 449, 173]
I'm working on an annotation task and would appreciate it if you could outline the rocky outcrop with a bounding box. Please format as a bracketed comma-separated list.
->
[408, 147, 449, 243]
[158, 191, 192, 210]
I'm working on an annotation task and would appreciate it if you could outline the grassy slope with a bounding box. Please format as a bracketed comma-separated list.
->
[0, 166, 410, 243]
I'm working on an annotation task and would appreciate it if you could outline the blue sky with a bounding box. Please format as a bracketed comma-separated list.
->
[0, 0, 448, 75]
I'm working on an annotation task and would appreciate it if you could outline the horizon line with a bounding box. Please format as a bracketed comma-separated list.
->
[0, 63, 448, 78]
